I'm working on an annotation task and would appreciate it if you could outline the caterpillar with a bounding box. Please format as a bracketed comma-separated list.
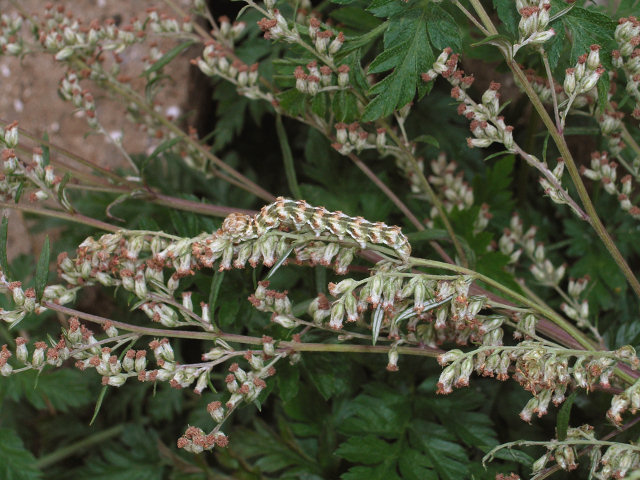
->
[221, 197, 411, 262]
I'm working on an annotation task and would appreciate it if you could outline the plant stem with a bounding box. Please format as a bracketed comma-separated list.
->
[43, 302, 441, 357]
[36, 424, 126, 469]
[276, 114, 303, 199]
[539, 48, 561, 130]
[0, 202, 119, 232]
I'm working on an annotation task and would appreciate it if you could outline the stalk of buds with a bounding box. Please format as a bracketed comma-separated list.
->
[581, 151, 640, 219]
[514, 0, 555, 54]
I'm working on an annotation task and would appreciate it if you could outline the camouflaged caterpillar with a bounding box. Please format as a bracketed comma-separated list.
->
[221, 197, 411, 261]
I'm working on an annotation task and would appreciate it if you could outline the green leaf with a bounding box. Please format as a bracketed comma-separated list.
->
[208, 270, 225, 314]
[0, 428, 42, 480]
[141, 136, 181, 174]
[363, 5, 434, 121]
[425, 4, 462, 51]
[72, 426, 164, 480]
[493, 0, 519, 36]
[489, 448, 534, 466]
[413, 134, 439, 147]
[371, 304, 384, 345]
[56, 172, 74, 212]
[144, 41, 194, 76]
[332, 90, 359, 123]
[0, 369, 92, 412]
[562, 7, 616, 66]
[411, 421, 469, 480]
[266, 245, 295, 279]
[40, 132, 50, 167]
[34, 236, 49, 302]
[276, 114, 302, 199]
[276, 362, 300, 403]
[0, 216, 9, 275]
[335, 435, 396, 464]
[556, 391, 577, 441]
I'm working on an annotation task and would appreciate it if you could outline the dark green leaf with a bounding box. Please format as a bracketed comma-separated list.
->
[276, 115, 302, 199]
[363, 6, 434, 121]
[276, 362, 300, 403]
[0, 428, 42, 480]
[335, 435, 396, 464]
[34, 236, 49, 302]
[332, 90, 359, 123]
[556, 391, 577, 441]
[413, 134, 439, 147]
[141, 137, 181, 174]
[562, 7, 616, 66]
[425, 5, 462, 51]
[41, 132, 50, 167]
[208, 270, 225, 314]
[489, 448, 534, 466]
[493, 0, 519, 36]
[144, 41, 194, 76]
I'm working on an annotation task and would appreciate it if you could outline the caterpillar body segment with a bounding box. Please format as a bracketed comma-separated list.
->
[221, 197, 411, 262]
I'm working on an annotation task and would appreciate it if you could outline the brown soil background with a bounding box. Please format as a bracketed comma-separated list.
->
[1, 0, 193, 260]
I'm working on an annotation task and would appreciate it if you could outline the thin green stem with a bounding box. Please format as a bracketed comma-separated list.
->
[36, 424, 126, 469]
[539, 48, 561, 130]
[43, 302, 440, 357]
[452, 0, 490, 35]
[276, 114, 303, 199]
[0, 202, 119, 232]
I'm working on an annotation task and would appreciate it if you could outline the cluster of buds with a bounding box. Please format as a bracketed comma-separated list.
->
[39, 3, 145, 62]
[213, 16, 246, 47]
[581, 151, 640, 219]
[307, 18, 344, 56]
[439, 343, 635, 422]
[0, 13, 23, 56]
[323, 272, 493, 348]
[176, 426, 228, 454]
[146, 8, 193, 35]
[178, 350, 281, 453]
[0, 124, 70, 207]
[613, 17, 640, 118]
[531, 427, 592, 473]
[256, 9, 298, 43]
[523, 68, 564, 105]
[293, 61, 350, 96]
[423, 52, 515, 152]
[597, 104, 626, 155]
[513, 0, 555, 54]
[462, 83, 515, 151]
[535, 155, 579, 211]
[498, 213, 566, 287]
[559, 277, 594, 333]
[0, 271, 77, 327]
[248, 281, 298, 328]
[531, 425, 640, 477]
[1, 336, 71, 376]
[331, 121, 376, 155]
[563, 46, 605, 99]
[59, 72, 99, 129]
[193, 41, 263, 101]
[427, 153, 474, 214]
[607, 374, 640, 425]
